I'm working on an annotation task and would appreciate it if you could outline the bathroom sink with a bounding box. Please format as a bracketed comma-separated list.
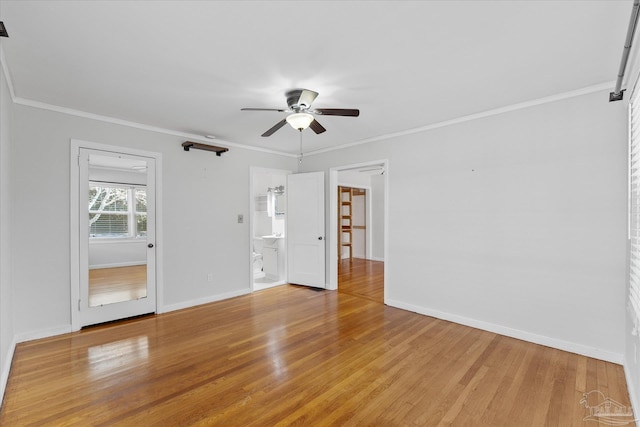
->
[262, 235, 284, 239]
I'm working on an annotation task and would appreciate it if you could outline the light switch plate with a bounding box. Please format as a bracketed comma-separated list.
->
[237, 214, 244, 223]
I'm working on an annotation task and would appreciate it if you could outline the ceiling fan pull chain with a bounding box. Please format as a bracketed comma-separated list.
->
[299, 130, 303, 165]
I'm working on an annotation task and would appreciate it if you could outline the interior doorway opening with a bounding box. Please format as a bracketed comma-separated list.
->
[329, 161, 388, 304]
[249, 167, 292, 291]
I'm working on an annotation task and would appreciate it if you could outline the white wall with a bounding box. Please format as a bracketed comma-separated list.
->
[89, 240, 146, 269]
[338, 170, 371, 188]
[303, 89, 627, 362]
[9, 103, 297, 335]
[0, 53, 15, 403]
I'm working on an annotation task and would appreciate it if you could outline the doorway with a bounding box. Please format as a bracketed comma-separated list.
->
[250, 167, 291, 291]
[329, 161, 388, 303]
[71, 141, 162, 330]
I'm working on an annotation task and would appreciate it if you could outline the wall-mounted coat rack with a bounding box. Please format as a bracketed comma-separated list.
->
[182, 141, 229, 156]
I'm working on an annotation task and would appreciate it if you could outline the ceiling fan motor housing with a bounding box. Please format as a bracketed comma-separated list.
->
[286, 89, 306, 111]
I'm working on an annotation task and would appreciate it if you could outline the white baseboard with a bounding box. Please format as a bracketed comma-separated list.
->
[385, 298, 624, 365]
[369, 256, 384, 262]
[15, 325, 73, 344]
[2, 325, 73, 407]
[0, 336, 16, 407]
[253, 280, 287, 291]
[161, 288, 251, 313]
[624, 356, 640, 426]
[89, 261, 146, 270]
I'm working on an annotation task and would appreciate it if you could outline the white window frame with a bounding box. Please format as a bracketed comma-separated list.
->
[629, 79, 640, 335]
[89, 181, 147, 240]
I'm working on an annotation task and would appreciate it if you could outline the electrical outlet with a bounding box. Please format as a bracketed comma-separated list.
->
[207, 273, 214, 282]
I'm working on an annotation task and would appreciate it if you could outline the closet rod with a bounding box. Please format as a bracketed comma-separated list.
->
[611, 0, 640, 102]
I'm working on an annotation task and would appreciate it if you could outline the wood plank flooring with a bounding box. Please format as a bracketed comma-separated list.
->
[89, 265, 147, 307]
[338, 257, 384, 303]
[0, 264, 633, 425]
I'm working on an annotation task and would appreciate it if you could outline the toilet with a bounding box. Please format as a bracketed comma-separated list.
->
[253, 238, 264, 278]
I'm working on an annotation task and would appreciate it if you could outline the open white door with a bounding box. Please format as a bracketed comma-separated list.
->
[287, 171, 325, 288]
[78, 148, 157, 326]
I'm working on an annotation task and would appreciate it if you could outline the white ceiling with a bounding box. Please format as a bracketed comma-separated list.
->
[0, 1, 632, 155]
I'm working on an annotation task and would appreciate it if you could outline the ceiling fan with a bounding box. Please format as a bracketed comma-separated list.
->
[241, 89, 359, 137]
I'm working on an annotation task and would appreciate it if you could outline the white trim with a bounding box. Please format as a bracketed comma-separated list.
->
[386, 298, 624, 365]
[0, 45, 16, 102]
[154, 155, 164, 314]
[0, 336, 16, 406]
[89, 262, 146, 270]
[89, 238, 147, 245]
[306, 81, 617, 157]
[329, 159, 389, 293]
[328, 169, 338, 291]
[1, 327, 72, 408]
[1, 63, 614, 161]
[15, 97, 297, 158]
[624, 356, 640, 426]
[162, 289, 250, 313]
[15, 325, 73, 344]
[70, 139, 164, 330]
[253, 280, 287, 291]
[369, 256, 385, 262]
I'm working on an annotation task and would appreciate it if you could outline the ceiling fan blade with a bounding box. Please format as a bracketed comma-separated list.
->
[261, 118, 287, 137]
[309, 119, 326, 134]
[314, 108, 360, 117]
[241, 108, 287, 112]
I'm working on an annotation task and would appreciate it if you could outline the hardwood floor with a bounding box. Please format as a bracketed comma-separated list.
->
[1, 278, 632, 425]
[338, 257, 384, 303]
[89, 265, 147, 306]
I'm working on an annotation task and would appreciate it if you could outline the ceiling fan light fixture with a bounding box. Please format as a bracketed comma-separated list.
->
[286, 113, 314, 131]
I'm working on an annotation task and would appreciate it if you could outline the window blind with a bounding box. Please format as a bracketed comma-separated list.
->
[88, 183, 147, 238]
[629, 84, 640, 333]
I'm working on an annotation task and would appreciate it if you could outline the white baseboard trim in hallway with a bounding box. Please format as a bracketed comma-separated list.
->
[387, 298, 623, 365]
[0, 336, 16, 407]
[162, 289, 251, 313]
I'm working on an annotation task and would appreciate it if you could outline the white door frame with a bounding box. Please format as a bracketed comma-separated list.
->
[328, 160, 389, 302]
[70, 139, 164, 331]
[248, 166, 292, 292]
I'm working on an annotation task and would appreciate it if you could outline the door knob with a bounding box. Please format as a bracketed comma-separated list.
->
[318, 237, 323, 240]
[148, 243, 154, 248]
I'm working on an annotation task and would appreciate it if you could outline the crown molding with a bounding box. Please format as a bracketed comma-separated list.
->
[305, 81, 617, 157]
[12, 97, 298, 158]
[1, 48, 618, 160]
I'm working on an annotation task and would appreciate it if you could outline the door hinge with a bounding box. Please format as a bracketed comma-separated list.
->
[78, 299, 81, 311]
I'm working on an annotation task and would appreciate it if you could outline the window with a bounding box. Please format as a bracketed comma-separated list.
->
[89, 183, 147, 238]
[630, 85, 640, 333]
